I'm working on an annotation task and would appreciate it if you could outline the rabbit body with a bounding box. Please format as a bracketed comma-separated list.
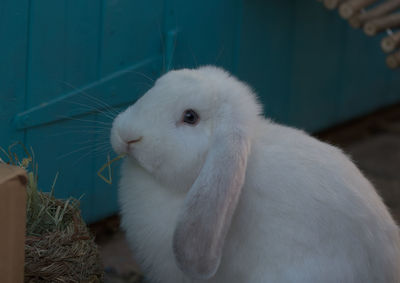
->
[114, 67, 400, 283]
[119, 121, 400, 283]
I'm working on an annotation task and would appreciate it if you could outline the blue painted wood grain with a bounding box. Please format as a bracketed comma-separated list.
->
[166, 0, 240, 71]
[100, 0, 164, 76]
[0, 0, 30, 153]
[237, 0, 296, 125]
[24, 0, 102, 222]
[289, 1, 348, 131]
[93, 0, 165, 220]
[1, 0, 400, 222]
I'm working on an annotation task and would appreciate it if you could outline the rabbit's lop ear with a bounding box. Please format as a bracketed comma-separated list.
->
[173, 123, 250, 279]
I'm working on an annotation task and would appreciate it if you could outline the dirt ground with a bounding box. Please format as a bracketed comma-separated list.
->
[91, 104, 400, 283]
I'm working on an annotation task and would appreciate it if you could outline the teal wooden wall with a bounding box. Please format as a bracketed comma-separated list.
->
[1, 0, 399, 222]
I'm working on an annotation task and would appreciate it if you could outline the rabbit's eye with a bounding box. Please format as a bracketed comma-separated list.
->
[182, 109, 199, 125]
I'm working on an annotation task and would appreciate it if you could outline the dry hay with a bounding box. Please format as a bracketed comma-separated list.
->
[24, 191, 103, 282]
[1, 143, 103, 282]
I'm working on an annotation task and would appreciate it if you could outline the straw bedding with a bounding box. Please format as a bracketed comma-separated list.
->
[1, 145, 103, 282]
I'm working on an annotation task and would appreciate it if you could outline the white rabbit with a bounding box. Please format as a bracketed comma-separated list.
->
[111, 66, 400, 283]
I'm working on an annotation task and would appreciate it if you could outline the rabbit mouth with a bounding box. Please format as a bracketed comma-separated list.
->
[127, 137, 143, 145]
[125, 137, 143, 155]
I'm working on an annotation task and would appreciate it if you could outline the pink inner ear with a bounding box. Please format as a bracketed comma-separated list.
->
[173, 133, 250, 279]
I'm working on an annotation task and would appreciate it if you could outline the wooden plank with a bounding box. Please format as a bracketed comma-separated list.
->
[289, 1, 348, 132]
[26, 118, 108, 223]
[0, 0, 30, 147]
[92, 110, 122, 221]
[24, 0, 101, 222]
[21, 0, 166, 222]
[386, 64, 400, 105]
[165, 0, 239, 71]
[337, 27, 396, 122]
[236, 1, 295, 125]
[88, 0, 165, 221]
[26, 0, 101, 106]
[15, 57, 161, 130]
[100, 0, 164, 76]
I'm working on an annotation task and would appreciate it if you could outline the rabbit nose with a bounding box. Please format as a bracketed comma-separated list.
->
[127, 137, 143, 145]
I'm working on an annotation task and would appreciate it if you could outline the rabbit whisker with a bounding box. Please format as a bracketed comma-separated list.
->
[58, 80, 119, 116]
[62, 100, 116, 120]
[57, 115, 112, 126]
[57, 144, 98, 160]
[49, 130, 108, 137]
[71, 144, 111, 166]
[61, 125, 112, 130]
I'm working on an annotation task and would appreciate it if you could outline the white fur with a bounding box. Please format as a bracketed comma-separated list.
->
[112, 66, 400, 283]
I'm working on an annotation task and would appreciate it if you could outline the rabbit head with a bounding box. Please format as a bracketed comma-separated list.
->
[111, 66, 262, 279]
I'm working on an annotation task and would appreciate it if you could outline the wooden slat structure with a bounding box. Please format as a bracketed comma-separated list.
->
[319, 0, 400, 69]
